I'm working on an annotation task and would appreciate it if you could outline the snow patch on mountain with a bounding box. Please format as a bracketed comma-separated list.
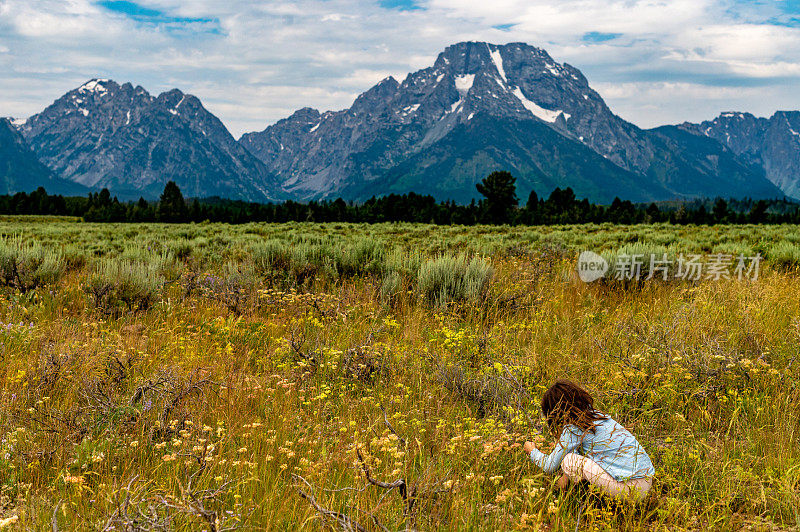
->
[454, 74, 475, 95]
[79, 79, 109, 94]
[448, 74, 476, 115]
[489, 46, 507, 84]
[401, 104, 420, 116]
[545, 64, 561, 76]
[781, 114, 800, 139]
[512, 87, 567, 123]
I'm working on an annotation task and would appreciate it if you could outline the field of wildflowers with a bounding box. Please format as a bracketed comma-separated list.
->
[0, 219, 799, 530]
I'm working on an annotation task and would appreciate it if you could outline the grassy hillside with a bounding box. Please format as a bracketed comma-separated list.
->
[0, 222, 798, 530]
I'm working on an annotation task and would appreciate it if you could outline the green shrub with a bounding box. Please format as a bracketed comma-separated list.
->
[712, 242, 754, 259]
[380, 271, 403, 304]
[85, 260, 163, 315]
[196, 261, 259, 315]
[333, 237, 385, 277]
[601, 243, 675, 281]
[417, 255, 493, 307]
[168, 239, 194, 260]
[62, 244, 88, 272]
[766, 241, 800, 269]
[119, 247, 180, 280]
[291, 242, 335, 283]
[385, 247, 423, 280]
[222, 260, 258, 291]
[0, 238, 65, 291]
[253, 239, 335, 284]
[252, 240, 290, 275]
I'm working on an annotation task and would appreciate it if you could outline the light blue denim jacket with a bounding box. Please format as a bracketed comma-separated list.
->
[529, 415, 655, 481]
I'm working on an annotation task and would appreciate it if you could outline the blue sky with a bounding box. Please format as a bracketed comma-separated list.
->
[0, 0, 798, 136]
[96, 0, 221, 31]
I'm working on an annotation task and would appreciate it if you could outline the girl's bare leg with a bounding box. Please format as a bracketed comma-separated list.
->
[560, 453, 652, 500]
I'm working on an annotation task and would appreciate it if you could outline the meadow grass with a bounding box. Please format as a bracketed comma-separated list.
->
[0, 220, 798, 531]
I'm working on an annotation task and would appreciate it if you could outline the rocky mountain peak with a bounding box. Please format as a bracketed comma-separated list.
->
[8, 117, 28, 128]
[350, 76, 400, 115]
[76, 78, 117, 94]
[287, 107, 322, 122]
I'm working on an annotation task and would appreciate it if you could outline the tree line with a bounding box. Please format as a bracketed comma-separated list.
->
[2, 172, 799, 225]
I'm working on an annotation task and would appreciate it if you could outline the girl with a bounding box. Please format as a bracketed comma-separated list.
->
[523, 379, 655, 500]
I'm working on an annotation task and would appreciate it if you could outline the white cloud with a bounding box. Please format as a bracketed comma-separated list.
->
[0, 0, 798, 136]
[667, 23, 800, 62]
[427, 0, 714, 36]
[594, 81, 797, 127]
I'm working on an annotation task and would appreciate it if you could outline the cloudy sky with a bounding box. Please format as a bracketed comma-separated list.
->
[0, 0, 798, 137]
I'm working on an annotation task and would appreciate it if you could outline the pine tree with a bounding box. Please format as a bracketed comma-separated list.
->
[712, 198, 729, 223]
[156, 181, 187, 223]
[476, 171, 518, 223]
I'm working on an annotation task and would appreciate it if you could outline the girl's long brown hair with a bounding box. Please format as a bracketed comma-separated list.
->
[541, 379, 607, 434]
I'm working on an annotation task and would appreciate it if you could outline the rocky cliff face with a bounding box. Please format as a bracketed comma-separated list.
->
[19, 79, 284, 200]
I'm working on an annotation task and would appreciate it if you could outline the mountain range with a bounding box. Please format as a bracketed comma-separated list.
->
[13, 80, 284, 202]
[2, 41, 798, 204]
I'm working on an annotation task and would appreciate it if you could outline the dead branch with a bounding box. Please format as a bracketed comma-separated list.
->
[379, 405, 407, 447]
[356, 449, 417, 529]
[296, 485, 367, 532]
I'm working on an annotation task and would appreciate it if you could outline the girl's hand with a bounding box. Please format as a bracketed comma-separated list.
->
[523, 441, 537, 454]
